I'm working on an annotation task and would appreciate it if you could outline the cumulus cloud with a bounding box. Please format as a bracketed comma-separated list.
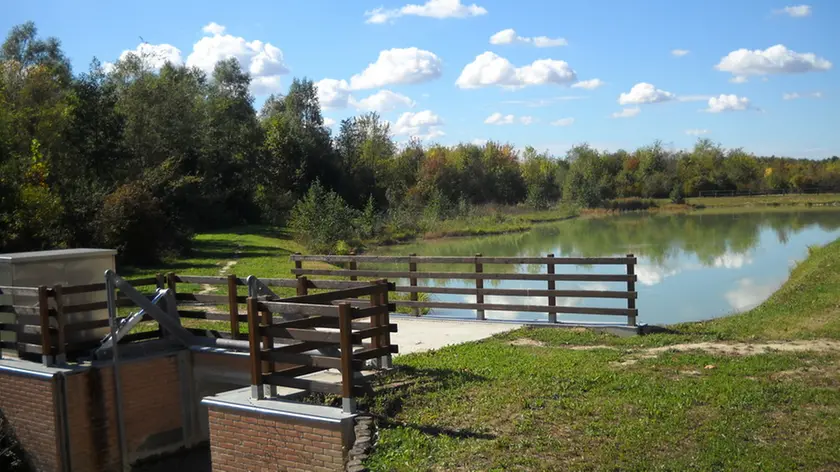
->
[393, 110, 444, 140]
[366, 0, 487, 24]
[489, 28, 567, 47]
[323, 117, 337, 127]
[519, 116, 536, 125]
[551, 117, 575, 126]
[713, 252, 752, 269]
[202, 22, 226, 35]
[355, 90, 416, 112]
[715, 44, 831, 77]
[671, 49, 690, 57]
[774, 5, 812, 17]
[349, 47, 442, 90]
[685, 129, 709, 136]
[705, 94, 752, 113]
[618, 82, 675, 105]
[484, 112, 515, 125]
[471, 138, 488, 146]
[186, 23, 289, 94]
[677, 95, 713, 102]
[571, 78, 605, 90]
[783, 91, 823, 100]
[611, 107, 640, 118]
[725, 278, 779, 311]
[730, 75, 749, 84]
[315, 79, 351, 109]
[456, 52, 577, 89]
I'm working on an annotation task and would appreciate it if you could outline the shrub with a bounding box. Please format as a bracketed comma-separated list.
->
[0, 410, 31, 471]
[670, 184, 686, 204]
[289, 180, 359, 253]
[601, 198, 658, 211]
[96, 182, 189, 265]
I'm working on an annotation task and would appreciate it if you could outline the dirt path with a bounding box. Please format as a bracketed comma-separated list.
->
[197, 246, 241, 295]
[509, 338, 840, 365]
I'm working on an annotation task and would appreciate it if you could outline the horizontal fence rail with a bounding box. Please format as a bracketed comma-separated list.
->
[290, 253, 639, 326]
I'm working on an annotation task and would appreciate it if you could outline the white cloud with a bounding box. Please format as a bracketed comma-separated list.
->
[315, 79, 351, 109]
[611, 107, 640, 118]
[323, 117, 337, 127]
[715, 44, 831, 77]
[618, 82, 675, 105]
[677, 94, 713, 102]
[201, 22, 226, 35]
[484, 112, 515, 125]
[685, 129, 709, 136]
[571, 78, 605, 90]
[366, 0, 487, 24]
[713, 252, 752, 269]
[456, 52, 577, 89]
[671, 49, 690, 57]
[489, 28, 567, 47]
[349, 47, 442, 90]
[471, 138, 488, 146]
[393, 110, 444, 140]
[186, 23, 289, 94]
[635, 265, 679, 286]
[705, 94, 752, 113]
[774, 5, 812, 17]
[783, 91, 823, 100]
[551, 117, 575, 126]
[730, 75, 749, 84]
[355, 90, 416, 112]
[519, 116, 536, 125]
[113, 43, 184, 71]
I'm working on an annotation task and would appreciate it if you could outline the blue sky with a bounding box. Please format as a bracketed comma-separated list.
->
[4, 0, 838, 158]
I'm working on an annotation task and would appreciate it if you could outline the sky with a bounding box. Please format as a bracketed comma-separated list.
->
[3, 0, 838, 158]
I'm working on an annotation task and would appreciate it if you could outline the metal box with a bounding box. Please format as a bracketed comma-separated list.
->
[0, 248, 117, 349]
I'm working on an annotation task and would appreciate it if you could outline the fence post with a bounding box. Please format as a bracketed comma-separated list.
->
[409, 254, 419, 317]
[338, 302, 356, 413]
[369, 280, 383, 369]
[227, 274, 240, 339]
[294, 253, 302, 278]
[626, 254, 636, 326]
[52, 285, 66, 364]
[38, 286, 53, 366]
[349, 252, 357, 281]
[296, 276, 309, 296]
[380, 281, 393, 369]
[260, 306, 276, 398]
[547, 254, 556, 324]
[164, 273, 178, 339]
[475, 254, 484, 320]
[247, 297, 264, 400]
[156, 273, 166, 339]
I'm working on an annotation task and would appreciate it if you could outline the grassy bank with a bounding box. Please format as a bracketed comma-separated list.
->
[685, 193, 840, 209]
[359, 238, 840, 471]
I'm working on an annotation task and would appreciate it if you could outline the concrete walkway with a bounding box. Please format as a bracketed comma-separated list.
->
[390, 316, 523, 355]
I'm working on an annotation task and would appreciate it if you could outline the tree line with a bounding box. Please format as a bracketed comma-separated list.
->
[2, 23, 839, 262]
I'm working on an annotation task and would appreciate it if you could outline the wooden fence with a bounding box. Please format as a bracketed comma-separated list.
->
[290, 254, 639, 326]
[246, 280, 397, 411]
[0, 277, 161, 363]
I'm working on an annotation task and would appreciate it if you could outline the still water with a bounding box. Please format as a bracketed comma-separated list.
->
[375, 209, 840, 325]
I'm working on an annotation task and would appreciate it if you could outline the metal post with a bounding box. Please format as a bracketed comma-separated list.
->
[104, 270, 129, 472]
[338, 303, 356, 413]
[37, 286, 53, 366]
[380, 281, 393, 369]
[53, 284, 66, 365]
[547, 254, 556, 324]
[247, 297, 264, 400]
[227, 275, 240, 339]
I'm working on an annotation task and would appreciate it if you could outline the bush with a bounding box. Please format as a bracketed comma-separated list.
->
[601, 198, 658, 211]
[289, 180, 359, 253]
[670, 184, 686, 204]
[96, 182, 189, 265]
[0, 410, 31, 471]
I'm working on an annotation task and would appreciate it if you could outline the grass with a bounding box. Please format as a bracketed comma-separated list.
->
[683, 193, 840, 209]
[356, 237, 840, 471]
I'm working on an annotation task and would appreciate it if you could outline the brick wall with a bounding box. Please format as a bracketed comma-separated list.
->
[64, 353, 186, 471]
[0, 369, 59, 472]
[207, 407, 348, 472]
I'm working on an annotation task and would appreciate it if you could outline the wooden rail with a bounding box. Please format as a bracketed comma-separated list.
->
[246, 280, 397, 412]
[290, 253, 639, 326]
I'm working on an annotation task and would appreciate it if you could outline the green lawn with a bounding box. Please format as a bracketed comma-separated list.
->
[358, 238, 840, 471]
[685, 193, 840, 208]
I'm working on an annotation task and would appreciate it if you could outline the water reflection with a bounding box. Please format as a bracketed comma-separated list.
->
[376, 209, 840, 325]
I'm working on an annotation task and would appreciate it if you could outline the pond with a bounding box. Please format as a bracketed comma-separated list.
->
[374, 208, 840, 326]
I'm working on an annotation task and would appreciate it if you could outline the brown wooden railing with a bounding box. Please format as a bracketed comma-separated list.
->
[290, 254, 640, 326]
[246, 280, 397, 412]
